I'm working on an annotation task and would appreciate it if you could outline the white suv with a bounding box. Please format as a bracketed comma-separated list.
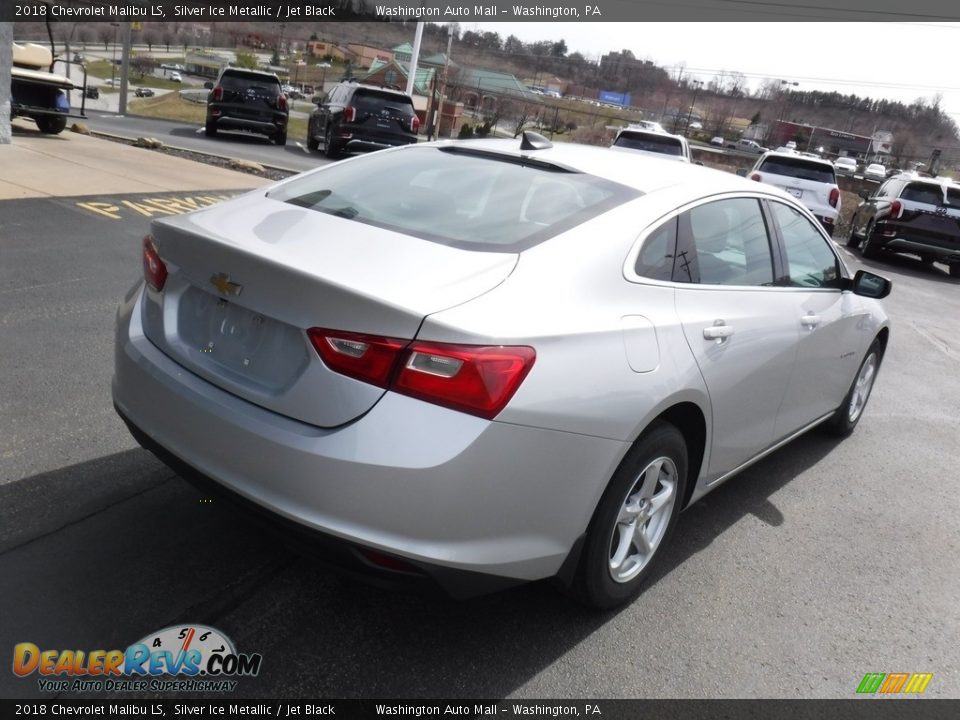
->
[611, 127, 691, 162]
[748, 151, 841, 235]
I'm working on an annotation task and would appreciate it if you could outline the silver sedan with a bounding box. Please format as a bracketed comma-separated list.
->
[113, 134, 891, 608]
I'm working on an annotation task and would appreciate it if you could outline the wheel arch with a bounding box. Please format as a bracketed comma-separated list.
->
[650, 402, 707, 511]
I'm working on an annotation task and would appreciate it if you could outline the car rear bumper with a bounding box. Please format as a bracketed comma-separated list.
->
[112, 286, 625, 592]
[882, 236, 960, 261]
[209, 113, 286, 135]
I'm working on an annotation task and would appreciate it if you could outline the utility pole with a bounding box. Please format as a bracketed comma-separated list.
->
[118, 22, 132, 115]
[436, 26, 453, 138]
[0, 22, 11, 144]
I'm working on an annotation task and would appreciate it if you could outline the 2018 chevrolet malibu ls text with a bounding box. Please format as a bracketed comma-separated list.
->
[113, 133, 891, 609]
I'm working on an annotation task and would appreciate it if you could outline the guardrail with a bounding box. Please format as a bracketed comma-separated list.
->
[179, 89, 208, 105]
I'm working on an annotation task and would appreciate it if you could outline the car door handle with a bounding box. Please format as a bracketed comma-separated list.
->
[703, 324, 734, 340]
[801, 314, 821, 328]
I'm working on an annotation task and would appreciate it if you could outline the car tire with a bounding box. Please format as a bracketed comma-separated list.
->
[845, 215, 862, 248]
[324, 127, 340, 159]
[572, 421, 688, 610]
[861, 222, 881, 259]
[204, 122, 217, 137]
[950, 262, 960, 278]
[306, 131, 319, 152]
[36, 115, 67, 134]
[274, 130, 287, 146]
[823, 339, 883, 437]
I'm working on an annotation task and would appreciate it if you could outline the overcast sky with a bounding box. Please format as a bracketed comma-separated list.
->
[457, 22, 960, 130]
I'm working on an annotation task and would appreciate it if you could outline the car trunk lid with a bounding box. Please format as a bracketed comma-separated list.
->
[142, 194, 518, 427]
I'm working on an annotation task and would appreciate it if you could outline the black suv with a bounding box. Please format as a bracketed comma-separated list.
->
[205, 68, 289, 145]
[847, 173, 960, 276]
[307, 81, 419, 158]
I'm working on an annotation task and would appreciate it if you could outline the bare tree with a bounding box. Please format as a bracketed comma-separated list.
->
[130, 55, 156, 80]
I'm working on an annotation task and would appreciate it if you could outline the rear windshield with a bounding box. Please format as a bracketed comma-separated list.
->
[267, 146, 640, 252]
[946, 187, 960, 206]
[759, 156, 836, 184]
[902, 183, 944, 205]
[219, 72, 280, 93]
[614, 131, 684, 157]
[353, 90, 414, 116]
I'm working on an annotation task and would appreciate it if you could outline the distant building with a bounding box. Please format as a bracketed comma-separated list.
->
[773, 121, 874, 158]
[452, 66, 536, 114]
[185, 50, 231, 79]
[345, 44, 393, 70]
[391, 42, 414, 64]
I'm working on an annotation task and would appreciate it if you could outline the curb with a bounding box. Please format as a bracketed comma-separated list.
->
[87, 129, 305, 176]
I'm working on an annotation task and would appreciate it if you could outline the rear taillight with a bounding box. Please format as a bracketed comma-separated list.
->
[343, 105, 356, 123]
[210, 86, 223, 101]
[307, 329, 536, 420]
[277, 94, 287, 111]
[307, 329, 406, 389]
[750, 173, 761, 182]
[142, 235, 167, 292]
[394, 342, 536, 420]
[829, 187, 840, 208]
[889, 200, 902, 219]
[410, 115, 420, 133]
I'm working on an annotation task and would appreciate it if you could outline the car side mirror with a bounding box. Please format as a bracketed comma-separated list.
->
[850, 270, 891, 299]
[736, 169, 747, 177]
[858, 189, 870, 200]
[203, 82, 213, 90]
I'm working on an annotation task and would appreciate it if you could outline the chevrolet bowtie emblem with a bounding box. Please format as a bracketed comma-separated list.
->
[210, 273, 243, 296]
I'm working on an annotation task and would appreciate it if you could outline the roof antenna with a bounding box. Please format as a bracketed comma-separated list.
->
[520, 131, 553, 151]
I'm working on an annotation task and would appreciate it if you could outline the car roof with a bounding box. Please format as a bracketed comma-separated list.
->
[435, 138, 762, 196]
[342, 81, 412, 98]
[220, 68, 279, 80]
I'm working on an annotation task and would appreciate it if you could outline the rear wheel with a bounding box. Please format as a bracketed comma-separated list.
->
[306, 130, 319, 151]
[36, 115, 66, 134]
[572, 421, 688, 609]
[824, 339, 882, 437]
[204, 122, 217, 137]
[273, 129, 287, 146]
[950, 262, 960, 278]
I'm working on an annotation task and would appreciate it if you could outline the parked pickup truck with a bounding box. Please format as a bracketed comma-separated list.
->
[728, 138, 769, 154]
[10, 42, 84, 134]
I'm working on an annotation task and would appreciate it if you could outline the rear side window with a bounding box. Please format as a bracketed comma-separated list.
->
[901, 183, 944, 205]
[268, 146, 640, 252]
[352, 90, 414, 117]
[635, 217, 678, 281]
[946, 187, 960, 206]
[677, 199, 774, 286]
[759, 157, 836, 184]
[220, 72, 280, 93]
[614, 131, 683, 157]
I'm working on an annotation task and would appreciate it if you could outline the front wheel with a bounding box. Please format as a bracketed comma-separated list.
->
[845, 214, 862, 248]
[861, 222, 882, 259]
[324, 127, 340, 159]
[823, 340, 882, 437]
[572, 421, 688, 610]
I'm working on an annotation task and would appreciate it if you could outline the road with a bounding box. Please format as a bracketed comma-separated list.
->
[1, 190, 958, 700]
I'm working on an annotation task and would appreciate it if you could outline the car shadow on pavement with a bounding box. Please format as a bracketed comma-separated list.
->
[167, 127, 277, 147]
[2, 430, 841, 699]
[851, 249, 959, 284]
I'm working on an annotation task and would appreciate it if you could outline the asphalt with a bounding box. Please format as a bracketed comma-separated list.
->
[0, 119, 270, 199]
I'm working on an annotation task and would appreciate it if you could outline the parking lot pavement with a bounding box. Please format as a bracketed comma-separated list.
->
[1, 189, 959, 699]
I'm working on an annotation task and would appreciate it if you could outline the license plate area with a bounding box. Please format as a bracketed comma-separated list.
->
[176, 287, 308, 391]
[784, 187, 803, 198]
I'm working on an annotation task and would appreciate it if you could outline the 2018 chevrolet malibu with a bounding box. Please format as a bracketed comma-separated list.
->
[113, 133, 891, 609]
